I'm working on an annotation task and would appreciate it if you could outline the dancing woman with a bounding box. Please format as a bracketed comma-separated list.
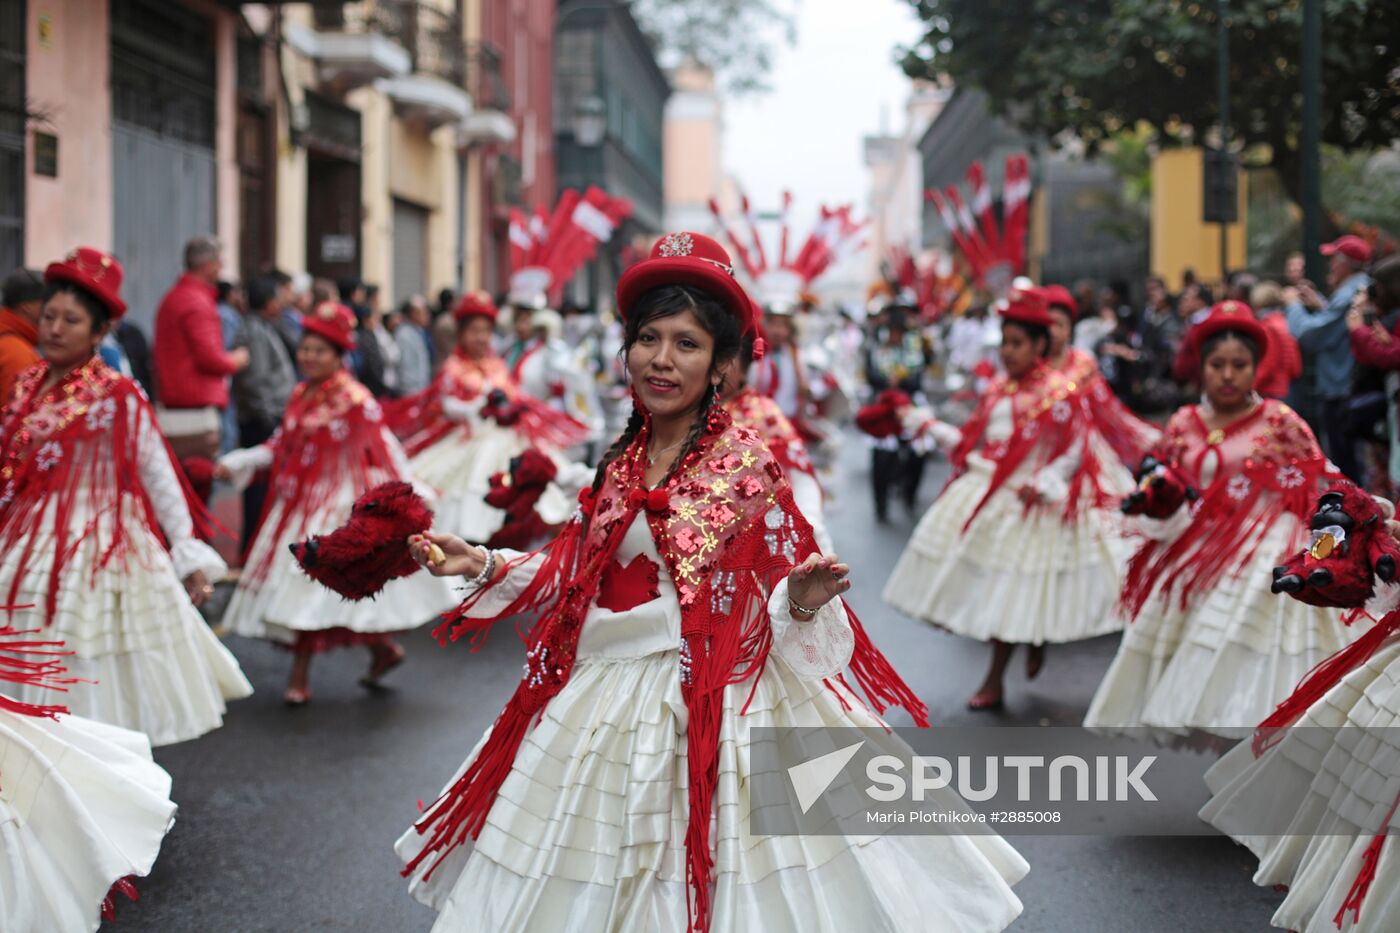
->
[397, 234, 1027, 932]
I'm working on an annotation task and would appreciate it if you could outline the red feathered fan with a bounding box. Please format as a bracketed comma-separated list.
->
[1120, 455, 1197, 520]
[289, 481, 434, 600]
[1271, 483, 1400, 608]
[854, 390, 912, 440]
[485, 448, 560, 551]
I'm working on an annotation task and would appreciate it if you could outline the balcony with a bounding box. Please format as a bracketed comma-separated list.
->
[296, 2, 411, 89]
[458, 40, 515, 148]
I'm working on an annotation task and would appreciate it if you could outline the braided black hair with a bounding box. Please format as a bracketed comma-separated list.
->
[591, 285, 741, 493]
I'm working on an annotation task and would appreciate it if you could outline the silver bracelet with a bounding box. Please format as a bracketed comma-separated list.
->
[466, 547, 496, 588]
[788, 595, 820, 619]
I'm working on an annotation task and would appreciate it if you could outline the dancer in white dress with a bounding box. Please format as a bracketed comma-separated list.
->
[1, 623, 176, 931]
[0, 248, 250, 745]
[217, 302, 458, 704]
[386, 292, 586, 544]
[883, 290, 1136, 709]
[1086, 301, 1363, 742]
[396, 233, 1027, 932]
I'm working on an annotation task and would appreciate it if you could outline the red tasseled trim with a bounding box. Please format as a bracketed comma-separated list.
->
[0, 624, 79, 719]
[1333, 787, 1400, 929]
[100, 875, 140, 922]
[277, 627, 393, 654]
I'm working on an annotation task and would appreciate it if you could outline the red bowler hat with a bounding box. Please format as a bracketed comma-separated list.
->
[301, 301, 359, 352]
[453, 290, 499, 322]
[616, 232, 757, 338]
[1034, 284, 1078, 320]
[1187, 300, 1269, 357]
[43, 247, 128, 319]
[1321, 234, 1372, 265]
[999, 289, 1055, 329]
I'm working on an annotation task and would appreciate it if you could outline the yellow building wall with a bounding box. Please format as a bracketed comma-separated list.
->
[353, 86, 393, 297]
[1150, 147, 1247, 291]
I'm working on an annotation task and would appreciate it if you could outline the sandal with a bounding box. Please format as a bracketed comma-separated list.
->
[284, 686, 311, 706]
[966, 688, 1004, 711]
[360, 642, 406, 689]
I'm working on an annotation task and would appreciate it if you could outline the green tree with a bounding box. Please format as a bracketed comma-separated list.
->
[631, 0, 798, 94]
[898, 0, 1399, 208]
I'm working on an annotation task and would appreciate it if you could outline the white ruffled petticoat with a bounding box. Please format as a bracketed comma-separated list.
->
[398, 517, 1027, 932]
[1085, 511, 1367, 741]
[1, 496, 251, 747]
[1199, 631, 1400, 932]
[883, 408, 1134, 645]
[0, 704, 176, 932]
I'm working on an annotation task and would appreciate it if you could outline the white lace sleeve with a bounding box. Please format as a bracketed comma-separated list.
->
[1031, 442, 1083, 504]
[924, 419, 963, 452]
[134, 404, 228, 582]
[449, 547, 546, 618]
[442, 394, 487, 425]
[767, 576, 854, 680]
[218, 444, 274, 492]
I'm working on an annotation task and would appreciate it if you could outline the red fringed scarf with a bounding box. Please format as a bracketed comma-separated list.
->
[405, 406, 928, 932]
[947, 360, 1112, 530]
[245, 369, 406, 581]
[0, 358, 208, 623]
[387, 350, 588, 457]
[723, 386, 818, 481]
[1120, 400, 1338, 619]
[0, 624, 78, 719]
[1058, 349, 1161, 468]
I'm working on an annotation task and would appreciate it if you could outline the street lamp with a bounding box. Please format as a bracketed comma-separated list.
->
[572, 95, 607, 148]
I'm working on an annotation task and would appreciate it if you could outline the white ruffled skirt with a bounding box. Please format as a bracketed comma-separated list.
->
[397, 651, 1027, 932]
[1199, 631, 1400, 932]
[1085, 518, 1366, 741]
[0, 508, 251, 746]
[0, 706, 176, 932]
[410, 422, 573, 544]
[224, 481, 461, 645]
[882, 455, 1132, 645]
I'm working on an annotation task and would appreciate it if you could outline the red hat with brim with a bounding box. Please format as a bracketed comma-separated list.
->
[1321, 235, 1372, 265]
[1034, 285, 1078, 321]
[453, 290, 499, 322]
[44, 247, 127, 319]
[999, 290, 1055, 329]
[616, 232, 756, 337]
[1186, 300, 1269, 359]
[301, 302, 358, 352]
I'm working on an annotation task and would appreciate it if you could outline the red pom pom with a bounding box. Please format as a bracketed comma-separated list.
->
[751, 337, 768, 361]
[646, 488, 671, 513]
[627, 488, 648, 510]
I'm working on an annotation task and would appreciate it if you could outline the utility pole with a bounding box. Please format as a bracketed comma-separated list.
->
[1217, 0, 1230, 281]
[1300, 0, 1324, 283]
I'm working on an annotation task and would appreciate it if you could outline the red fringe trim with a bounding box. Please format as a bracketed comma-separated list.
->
[1333, 788, 1400, 929]
[0, 625, 78, 719]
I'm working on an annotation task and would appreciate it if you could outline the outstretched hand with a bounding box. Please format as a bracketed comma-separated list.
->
[408, 531, 487, 578]
[787, 553, 851, 615]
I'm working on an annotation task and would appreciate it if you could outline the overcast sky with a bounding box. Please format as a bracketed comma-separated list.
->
[720, 0, 923, 284]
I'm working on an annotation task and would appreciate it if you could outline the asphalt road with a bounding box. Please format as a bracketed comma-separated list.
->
[124, 433, 1283, 932]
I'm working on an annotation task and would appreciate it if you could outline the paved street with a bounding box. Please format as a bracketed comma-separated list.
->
[131, 434, 1283, 931]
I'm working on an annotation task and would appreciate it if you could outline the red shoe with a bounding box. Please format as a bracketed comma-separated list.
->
[360, 642, 406, 689]
[966, 688, 1004, 711]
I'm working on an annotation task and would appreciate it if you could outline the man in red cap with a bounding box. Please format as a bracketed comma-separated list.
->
[1286, 234, 1373, 480]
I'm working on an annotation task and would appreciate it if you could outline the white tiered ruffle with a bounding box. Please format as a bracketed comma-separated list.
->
[223, 484, 461, 644]
[410, 421, 573, 544]
[0, 707, 176, 932]
[1200, 632, 1400, 932]
[0, 503, 251, 747]
[397, 654, 1026, 932]
[882, 452, 1133, 645]
[1085, 517, 1366, 741]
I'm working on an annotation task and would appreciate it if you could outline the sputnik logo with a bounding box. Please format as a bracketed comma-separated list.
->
[787, 740, 864, 814]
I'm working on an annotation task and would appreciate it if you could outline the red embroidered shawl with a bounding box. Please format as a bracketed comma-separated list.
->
[723, 386, 817, 480]
[1057, 348, 1161, 467]
[1120, 399, 1337, 617]
[246, 369, 405, 581]
[0, 358, 197, 622]
[947, 360, 1114, 529]
[404, 407, 927, 932]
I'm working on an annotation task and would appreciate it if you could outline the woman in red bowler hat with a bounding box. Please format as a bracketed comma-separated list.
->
[398, 233, 1026, 932]
[1087, 301, 1362, 743]
[0, 247, 251, 745]
[884, 290, 1137, 710]
[215, 302, 458, 705]
[384, 290, 590, 546]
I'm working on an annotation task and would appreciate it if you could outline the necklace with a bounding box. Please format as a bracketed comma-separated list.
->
[647, 436, 686, 464]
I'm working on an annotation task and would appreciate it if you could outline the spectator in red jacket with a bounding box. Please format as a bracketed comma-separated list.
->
[0, 267, 44, 400]
[153, 235, 249, 464]
[1248, 280, 1303, 398]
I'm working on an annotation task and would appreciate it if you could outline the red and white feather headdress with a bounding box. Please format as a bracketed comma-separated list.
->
[925, 153, 1031, 299]
[507, 187, 633, 308]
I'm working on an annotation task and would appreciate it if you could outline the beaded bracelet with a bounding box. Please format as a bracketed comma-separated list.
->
[788, 595, 820, 619]
[466, 547, 496, 588]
